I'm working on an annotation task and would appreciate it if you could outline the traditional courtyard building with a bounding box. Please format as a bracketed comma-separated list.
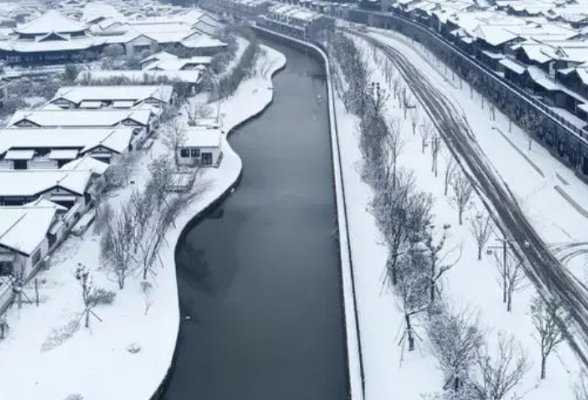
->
[0, 10, 105, 65]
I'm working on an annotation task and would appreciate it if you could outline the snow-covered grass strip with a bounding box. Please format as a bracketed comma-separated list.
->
[0, 45, 286, 400]
[252, 26, 365, 400]
[339, 32, 585, 399]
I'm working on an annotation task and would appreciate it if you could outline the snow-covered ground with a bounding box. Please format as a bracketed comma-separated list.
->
[333, 31, 585, 400]
[368, 29, 588, 282]
[0, 45, 286, 400]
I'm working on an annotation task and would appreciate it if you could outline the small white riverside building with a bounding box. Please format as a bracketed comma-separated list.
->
[178, 126, 223, 167]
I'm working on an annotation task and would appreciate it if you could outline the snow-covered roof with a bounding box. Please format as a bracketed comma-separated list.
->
[4, 149, 35, 160]
[60, 154, 109, 175]
[0, 36, 103, 53]
[0, 127, 134, 155]
[52, 85, 174, 105]
[500, 57, 526, 74]
[0, 199, 64, 255]
[140, 50, 176, 64]
[181, 34, 226, 50]
[79, 101, 103, 109]
[48, 149, 79, 159]
[82, 2, 126, 23]
[9, 108, 152, 128]
[0, 170, 92, 198]
[144, 56, 211, 71]
[14, 10, 87, 35]
[183, 126, 222, 148]
[77, 69, 202, 84]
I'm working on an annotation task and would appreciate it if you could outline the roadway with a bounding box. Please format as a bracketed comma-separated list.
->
[355, 31, 588, 367]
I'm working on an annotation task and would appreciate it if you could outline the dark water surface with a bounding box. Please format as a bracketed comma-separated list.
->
[164, 40, 347, 400]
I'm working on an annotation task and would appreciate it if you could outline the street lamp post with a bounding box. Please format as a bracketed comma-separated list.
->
[487, 233, 529, 303]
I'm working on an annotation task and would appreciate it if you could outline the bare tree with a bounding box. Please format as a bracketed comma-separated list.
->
[520, 113, 539, 151]
[444, 156, 457, 196]
[93, 202, 114, 235]
[185, 101, 213, 126]
[396, 245, 431, 353]
[411, 109, 420, 135]
[75, 264, 102, 329]
[473, 332, 528, 400]
[423, 224, 462, 302]
[574, 373, 588, 400]
[431, 134, 441, 177]
[530, 296, 569, 379]
[392, 75, 401, 101]
[141, 281, 154, 316]
[162, 120, 187, 170]
[420, 119, 434, 154]
[450, 171, 474, 225]
[468, 212, 494, 261]
[370, 170, 432, 286]
[429, 307, 485, 392]
[100, 205, 135, 290]
[9, 256, 30, 309]
[493, 250, 527, 312]
[382, 117, 405, 191]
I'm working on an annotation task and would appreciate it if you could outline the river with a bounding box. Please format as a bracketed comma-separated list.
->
[164, 39, 347, 400]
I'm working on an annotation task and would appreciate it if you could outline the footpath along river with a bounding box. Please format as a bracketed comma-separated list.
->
[164, 39, 348, 400]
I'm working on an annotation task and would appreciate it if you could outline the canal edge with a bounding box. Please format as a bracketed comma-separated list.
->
[253, 26, 366, 400]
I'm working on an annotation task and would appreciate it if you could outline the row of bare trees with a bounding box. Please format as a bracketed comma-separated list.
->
[97, 155, 207, 295]
[329, 31, 575, 398]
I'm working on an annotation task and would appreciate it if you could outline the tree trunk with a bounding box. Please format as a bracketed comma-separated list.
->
[406, 313, 415, 351]
[453, 376, 460, 391]
[507, 290, 513, 312]
[477, 246, 482, 261]
[541, 355, 547, 379]
[85, 311, 90, 328]
[430, 260, 436, 302]
[458, 209, 463, 225]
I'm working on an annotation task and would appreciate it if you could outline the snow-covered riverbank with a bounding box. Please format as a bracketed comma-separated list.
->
[0, 45, 286, 400]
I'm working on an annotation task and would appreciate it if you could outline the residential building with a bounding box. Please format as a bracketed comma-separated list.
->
[178, 126, 223, 167]
[200, 0, 271, 19]
[0, 127, 135, 167]
[50, 85, 174, 109]
[8, 108, 153, 131]
[76, 70, 203, 93]
[0, 169, 93, 209]
[0, 198, 68, 282]
[257, 3, 333, 39]
[141, 53, 212, 71]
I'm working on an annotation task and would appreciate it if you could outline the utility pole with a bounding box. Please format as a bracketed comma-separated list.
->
[487, 234, 512, 304]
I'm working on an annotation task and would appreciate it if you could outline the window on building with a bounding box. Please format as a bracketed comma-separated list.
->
[190, 148, 200, 157]
[0, 262, 12, 276]
[201, 152, 213, 165]
[180, 149, 190, 158]
[32, 249, 42, 266]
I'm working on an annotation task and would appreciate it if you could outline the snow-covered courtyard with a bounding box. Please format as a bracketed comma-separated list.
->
[332, 29, 587, 400]
[0, 45, 286, 400]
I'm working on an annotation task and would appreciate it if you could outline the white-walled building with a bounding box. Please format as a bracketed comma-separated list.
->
[8, 108, 153, 131]
[50, 85, 174, 109]
[0, 169, 93, 209]
[0, 127, 135, 168]
[178, 126, 223, 167]
[0, 198, 67, 281]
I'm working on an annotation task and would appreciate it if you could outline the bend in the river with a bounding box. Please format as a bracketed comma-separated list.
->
[164, 39, 348, 400]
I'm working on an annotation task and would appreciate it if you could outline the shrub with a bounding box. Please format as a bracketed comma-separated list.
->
[87, 288, 116, 307]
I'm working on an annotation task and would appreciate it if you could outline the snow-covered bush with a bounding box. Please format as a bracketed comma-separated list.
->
[87, 288, 116, 307]
[127, 342, 141, 354]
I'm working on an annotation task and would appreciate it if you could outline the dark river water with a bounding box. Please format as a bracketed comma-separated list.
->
[164, 40, 347, 400]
